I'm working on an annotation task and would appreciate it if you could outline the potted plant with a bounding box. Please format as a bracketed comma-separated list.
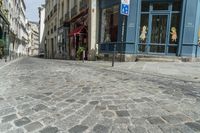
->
[77, 46, 85, 60]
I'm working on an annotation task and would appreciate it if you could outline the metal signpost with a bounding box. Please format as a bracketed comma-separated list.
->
[110, 0, 130, 67]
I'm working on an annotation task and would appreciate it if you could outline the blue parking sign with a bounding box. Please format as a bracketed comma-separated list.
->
[121, 4, 129, 16]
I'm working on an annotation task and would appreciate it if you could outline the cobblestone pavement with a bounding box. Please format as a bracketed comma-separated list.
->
[0, 57, 200, 133]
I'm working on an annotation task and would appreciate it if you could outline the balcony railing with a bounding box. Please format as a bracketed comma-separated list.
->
[65, 12, 70, 21]
[71, 5, 77, 18]
[50, 10, 53, 17]
[60, 17, 63, 25]
[54, 4, 57, 13]
[80, 0, 88, 11]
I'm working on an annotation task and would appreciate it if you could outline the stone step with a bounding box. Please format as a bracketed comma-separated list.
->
[136, 55, 200, 62]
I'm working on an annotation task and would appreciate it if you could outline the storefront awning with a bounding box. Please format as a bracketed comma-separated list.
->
[69, 26, 86, 37]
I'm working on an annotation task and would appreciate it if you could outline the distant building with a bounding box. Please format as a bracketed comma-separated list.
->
[38, 5, 45, 56]
[44, 0, 97, 60]
[27, 21, 39, 56]
[4, 0, 29, 59]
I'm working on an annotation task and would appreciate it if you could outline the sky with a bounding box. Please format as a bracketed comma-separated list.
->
[25, 0, 45, 22]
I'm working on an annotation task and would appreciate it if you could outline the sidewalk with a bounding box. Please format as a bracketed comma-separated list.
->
[0, 57, 23, 70]
[83, 61, 200, 82]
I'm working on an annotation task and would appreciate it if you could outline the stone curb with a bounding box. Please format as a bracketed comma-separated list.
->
[0, 57, 24, 70]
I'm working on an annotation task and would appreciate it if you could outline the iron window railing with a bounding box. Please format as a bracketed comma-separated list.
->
[71, 5, 77, 17]
[80, 0, 88, 11]
[65, 12, 70, 21]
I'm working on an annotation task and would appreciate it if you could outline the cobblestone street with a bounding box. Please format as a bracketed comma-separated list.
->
[0, 57, 200, 133]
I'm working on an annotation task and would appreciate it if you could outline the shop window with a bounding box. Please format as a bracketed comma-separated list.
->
[101, 5, 119, 43]
[173, 0, 181, 11]
[139, 14, 149, 43]
[141, 1, 150, 12]
[139, 13, 149, 53]
[170, 14, 180, 44]
[153, 3, 169, 10]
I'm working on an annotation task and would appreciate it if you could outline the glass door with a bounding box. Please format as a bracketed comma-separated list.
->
[149, 14, 169, 54]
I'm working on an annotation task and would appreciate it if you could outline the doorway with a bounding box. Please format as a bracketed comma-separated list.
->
[149, 14, 169, 54]
[138, 1, 182, 55]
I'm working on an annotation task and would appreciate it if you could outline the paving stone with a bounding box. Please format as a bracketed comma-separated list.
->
[0, 97, 4, 101]
[0, 123, 12, 132]
[112, 125, 130, 133]
[2, 114, 18, 123]
[81, 112, 99, 127]
[147, 125, 163, 133]
[185, 122, 200, 132]
[66, 99, 76, 103]
[6, 128, 24, 133]
[24, 121, 43, 132]
[43, 92, 53, 96]
[147, 117, 166, 125]
[102, 111, 115, 118]
[89, 101, 99, 105]
[41, 117, 56, 125]
[14, 117, 31, 127]
[0, 107, 16, 117]
[162, 114, 192, 124]
[16, 104, 31, 110]
[108, 105, 118, 110]
[95, 106, 106, 111]
[159, 123, 185, 133]
[77, 100, 88, 104]
[93, 124, 109, 133]
[60, 108, 75, 116]
[133, 126, 147, 133]
[39, 126, 59, 133]
[131, 117, 149, 127]
[32, 104, 48, 112]
[114, 118, 131, 125]
[68, 125, 88, 133]
[56, 115, 81, 130]
[28, 94, 45, 100]
[175, 124, 196, 133]
[133, 99, 145, 103]
[116, 110, 130, 117]
[18, 108, 35, 116]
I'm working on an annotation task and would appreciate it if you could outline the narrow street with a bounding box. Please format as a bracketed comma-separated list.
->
[0, 57, 200, 133]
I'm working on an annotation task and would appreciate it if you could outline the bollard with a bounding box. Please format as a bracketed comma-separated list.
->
[112, 44, 116, 67]
[82, 50, 85, 63]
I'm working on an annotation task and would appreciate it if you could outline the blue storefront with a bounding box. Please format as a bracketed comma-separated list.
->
[99, 0, 200, 60]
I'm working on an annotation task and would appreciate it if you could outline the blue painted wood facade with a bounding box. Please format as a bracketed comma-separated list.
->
[99, 0, 200, 57]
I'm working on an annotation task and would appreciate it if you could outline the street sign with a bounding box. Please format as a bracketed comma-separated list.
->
[120, 0, 130, 16]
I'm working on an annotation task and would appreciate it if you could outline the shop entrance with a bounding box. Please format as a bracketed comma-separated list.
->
[149, 14, 169, 54]
[139, 1, 181, 55]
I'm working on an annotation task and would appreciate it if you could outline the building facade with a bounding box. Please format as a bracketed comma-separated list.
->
[27, 21, 39, 56]
[98, 0, 200, 61]
[4, 0, 29, 59]
[38, 5, 46, 55]
[44, 0, 58, 59]
[0, 0, 10, 60]
[43, 0, 200, 61]
[44, 0, 98, 60]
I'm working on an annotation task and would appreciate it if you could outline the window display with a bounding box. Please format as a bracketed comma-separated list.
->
[139, 0, 181, 54]
[101, 5, 119, 43]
